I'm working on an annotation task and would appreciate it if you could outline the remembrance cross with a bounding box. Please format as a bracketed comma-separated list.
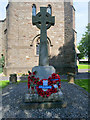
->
[32, 7, 55, 66]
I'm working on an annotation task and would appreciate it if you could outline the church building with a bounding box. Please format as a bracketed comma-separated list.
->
[0, 0, 77, 76]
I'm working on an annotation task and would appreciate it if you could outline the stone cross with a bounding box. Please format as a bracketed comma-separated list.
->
[32, 7, 55, 66]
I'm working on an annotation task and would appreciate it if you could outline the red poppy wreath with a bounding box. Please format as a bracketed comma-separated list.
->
[28, 72, 61, 98]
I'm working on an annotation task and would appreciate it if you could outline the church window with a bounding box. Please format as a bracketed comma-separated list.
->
[32, 4, 36, 16]
[36, 43, 39, 55]
[47, 5, 52, 15]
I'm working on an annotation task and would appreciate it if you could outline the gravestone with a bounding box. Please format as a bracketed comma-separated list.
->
[24, 7, 67, 108]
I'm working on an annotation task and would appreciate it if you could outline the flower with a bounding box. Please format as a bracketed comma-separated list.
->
[33, 72, 36, 75]
[28, 72, 61, 97]
[31, 87, 34, 90]
[28, 71, 32, 75]
[37, 77, 39, 80]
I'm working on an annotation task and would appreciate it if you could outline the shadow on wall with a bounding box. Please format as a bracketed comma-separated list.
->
[49, 33, 77, 74]
[49, 2, 78, 74]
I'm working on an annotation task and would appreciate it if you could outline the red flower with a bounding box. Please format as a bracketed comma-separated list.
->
[29, 72, 32, 75]
[31, 87, 34, 90]
[33, 80, 37, 84]
[30, 79, 33, 82]
[37, 77, 39, 80]
[28, 81, 30, 89]
[33, 72, 36, 75]
[52, 73, 56, 77]
[48, 76, 52, 80]
[31, 76, 35, 79]
[27, 72, 61, 97]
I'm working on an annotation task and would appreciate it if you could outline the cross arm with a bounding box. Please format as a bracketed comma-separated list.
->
[32, 16, 41, 25]
[32, 12, 41, 25]
[46, 16, 55, 26]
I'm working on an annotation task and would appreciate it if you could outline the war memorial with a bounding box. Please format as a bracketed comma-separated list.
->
[24, 7, 67, 108]
[0, 0, 88, 119]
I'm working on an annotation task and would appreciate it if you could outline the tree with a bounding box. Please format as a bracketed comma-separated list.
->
[77, 23, 90, 60]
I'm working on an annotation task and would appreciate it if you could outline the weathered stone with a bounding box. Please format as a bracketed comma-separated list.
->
[9, 74, 17, 83]
[25, 89, 64, 103]
[20, 101, 66, 109]
[32, 66, 55, 79]
[32, 7, 55, 66]
[67, 73, 75, 83]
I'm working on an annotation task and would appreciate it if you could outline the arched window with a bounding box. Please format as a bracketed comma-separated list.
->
[36, 38, 40, 56]
[32, 4, 36, 16]
[47, 5, 52, 15]
[36, 43, 39, 55]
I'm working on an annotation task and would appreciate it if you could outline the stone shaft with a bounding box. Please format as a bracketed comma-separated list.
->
[39, 7, 49, 66]
[32, 7, 55, 66]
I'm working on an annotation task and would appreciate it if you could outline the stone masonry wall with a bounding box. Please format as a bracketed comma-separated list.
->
[3, 1, 76, 76]
[0, 21, 3, 59]
[0, 20, 6, 58]
[63, 2, 76, 73]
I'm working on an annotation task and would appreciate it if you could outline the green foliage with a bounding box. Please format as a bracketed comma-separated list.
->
[0, 80, 9, 90]
[78, 64, 90, 69]
[22, 74, 28, 76]
[77, 23, 90, 59]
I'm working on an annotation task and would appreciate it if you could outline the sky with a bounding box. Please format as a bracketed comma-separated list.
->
[0, 0, 89, 45]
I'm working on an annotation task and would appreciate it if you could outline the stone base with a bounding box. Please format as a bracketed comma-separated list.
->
[25, 89, 63, 103]
[32, 66, 55, 79]
[67, 75, 75, 84]
[20, 101, 67, 109]
[23, 90, 67, 109]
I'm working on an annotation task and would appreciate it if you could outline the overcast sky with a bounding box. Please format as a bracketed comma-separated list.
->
[0, 0, 89, 45]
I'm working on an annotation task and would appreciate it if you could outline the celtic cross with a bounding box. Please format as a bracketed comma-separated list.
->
[32, 7, 55, 66]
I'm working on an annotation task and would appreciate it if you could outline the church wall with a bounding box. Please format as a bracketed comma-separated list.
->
[0, 21, 3, 59]
[0, 20, 6, 58]
[3, 1, 76, 76]
[63, 2, 76, 73]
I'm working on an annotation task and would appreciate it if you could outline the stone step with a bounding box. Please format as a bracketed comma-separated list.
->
[20, 101, 67, 109]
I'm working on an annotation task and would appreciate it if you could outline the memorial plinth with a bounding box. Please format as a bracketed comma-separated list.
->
[24, 7, 67, 108]
[32, 66, 55, 80]
[25, 89, 63, 103]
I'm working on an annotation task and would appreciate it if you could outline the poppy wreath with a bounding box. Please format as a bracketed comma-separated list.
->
[36, 73, 61, 97]
[28, 71, 39, 90]
[28, 72, 61, 97]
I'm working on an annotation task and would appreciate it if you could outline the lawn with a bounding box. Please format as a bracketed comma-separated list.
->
[78, 64, 90, 69]
[75, 79, 89, 92]
[0, 67, 2, 73]
[61, 79, 89, 93]
[0, 80, 27, 90]
[0, 79, 89, 93]
[0, 80, 9, 90]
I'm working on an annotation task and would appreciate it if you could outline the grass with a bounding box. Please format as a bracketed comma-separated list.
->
[61, 79, 89, 93]
[0, 80, 9, 90]
[0, 67, 2, 73]
[78, 64, 90, 69]
[0, 79, 89, 93]
[75, 79, 89, 92]
[0, 80, 27, 90]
